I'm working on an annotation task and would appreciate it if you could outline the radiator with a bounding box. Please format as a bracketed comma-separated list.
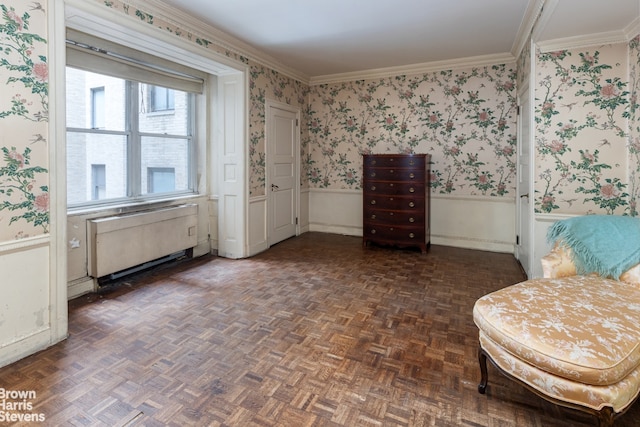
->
[88, 204, 198, 278]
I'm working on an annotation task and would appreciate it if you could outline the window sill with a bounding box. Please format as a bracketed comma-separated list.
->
[67, 193, 201, 217]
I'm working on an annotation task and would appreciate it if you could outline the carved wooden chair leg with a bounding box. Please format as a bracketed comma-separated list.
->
[478, 346, 488, 394]
[596, 406, 615, 427]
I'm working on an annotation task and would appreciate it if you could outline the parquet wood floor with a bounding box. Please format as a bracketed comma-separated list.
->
[1, 232, 639, 426]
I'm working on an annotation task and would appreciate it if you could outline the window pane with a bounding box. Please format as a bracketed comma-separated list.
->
[67, 132, 127, 205]
[141, 136, 189, 195]
[66, 67, 126, 131]
[139, 84, 189, 135]
[147, 167, 175, 193]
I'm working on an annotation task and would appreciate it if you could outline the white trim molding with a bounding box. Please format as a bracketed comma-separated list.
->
[511, 0, 545, 59]
[537, 30, 634, 54]
[0, 235, 50, 255]
[310, 53, 516, 86]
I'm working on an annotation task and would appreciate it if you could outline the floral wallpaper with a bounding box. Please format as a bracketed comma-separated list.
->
[0, 2, 49, 242]
[534, 40, 640, 215]
[516, 34, 531, 90]
[629, 35, 640, 215]
[307, 66, 518, 196]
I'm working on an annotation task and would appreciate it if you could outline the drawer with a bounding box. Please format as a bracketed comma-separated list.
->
[363, 208, 425, 226]
[364, 167, 425, 181]
[363, 155, 425, 168]
[363, 225, 425, 242]
[363, 181, 424, 195]
[363, 194, 425, 211]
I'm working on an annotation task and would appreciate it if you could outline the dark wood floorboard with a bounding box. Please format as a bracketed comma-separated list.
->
[1, 232, 639, 426]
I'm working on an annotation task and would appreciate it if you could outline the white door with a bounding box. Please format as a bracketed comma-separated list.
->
[267, 102, 299, 246]
[516, 82, 533, 277]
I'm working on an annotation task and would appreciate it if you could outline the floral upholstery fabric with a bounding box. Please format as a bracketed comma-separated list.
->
[479, 332, 640, 412]
[473, 276, 640, 386]
[540, 244, 577, 278]
[542, 242, 640, 285]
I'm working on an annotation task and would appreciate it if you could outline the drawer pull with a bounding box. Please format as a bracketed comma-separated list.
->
[409, 201, 415, 208]
[409, 173, 415, 179]
[390, 158, 394, 162]
[409, 233, 415, 238]
[409, 187, 415, 193]
[371, 172, 376, 178]
[390, 227, 394, 231]
[390, 183, 394, 187]
[409, 160, 415, 165]
[389, 197, 394, 201]
[371, 185, 376, 191]
[371, 214, 376, 219]
[390, 169, 394, 174]
[409, 217, 414, 223]
[371, 229, 376, 234]
[370, 200, 376, 205]
[371, 160, 376, 165]
[389, 212, 394, 216]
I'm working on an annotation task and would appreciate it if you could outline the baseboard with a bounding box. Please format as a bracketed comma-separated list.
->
[0, 329, 57, 369]
[431, 235, 514, 253]
[309, 223, 361, 236]
[67, 277, 96, 300]
[248, 241, 269, 257]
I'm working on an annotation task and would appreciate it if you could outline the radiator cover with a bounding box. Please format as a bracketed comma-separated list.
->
[87, 204, 198, 278]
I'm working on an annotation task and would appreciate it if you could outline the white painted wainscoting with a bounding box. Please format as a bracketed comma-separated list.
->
[0, 238, 57, 367]
[307, 188, 516, 253]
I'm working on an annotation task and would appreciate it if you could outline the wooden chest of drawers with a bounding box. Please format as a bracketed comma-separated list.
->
[362, 154, 430, 253]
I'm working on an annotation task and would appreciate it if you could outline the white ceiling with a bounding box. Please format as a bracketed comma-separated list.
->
[158, 0, 639, 78]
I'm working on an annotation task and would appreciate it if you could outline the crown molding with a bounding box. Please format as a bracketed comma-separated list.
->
[531, 0, 558, 43]
[511, 0, 545, 59]
[534, 0, 639, 54]
[309, 52, 516, 86]
[123, 0, 311, 84]
[625, 15, 640, 40]
[537, 29, 633, 53]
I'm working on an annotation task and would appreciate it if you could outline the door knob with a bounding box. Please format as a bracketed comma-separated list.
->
[520, 193, 529, 199]
[271, 184, 279, 191]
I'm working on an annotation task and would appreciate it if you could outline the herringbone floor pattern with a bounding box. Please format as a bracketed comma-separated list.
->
[1, 232, 639, 426]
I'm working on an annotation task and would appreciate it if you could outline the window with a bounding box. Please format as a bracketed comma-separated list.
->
[65, 29, 206, 208]
[149, 86, 174, 112]
[91, 164, 106, 200]
[91, 87, 104, 129]
[147, 167, 175, 193]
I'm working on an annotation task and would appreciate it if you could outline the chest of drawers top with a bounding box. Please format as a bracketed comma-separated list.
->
[363, 154, 427, 169]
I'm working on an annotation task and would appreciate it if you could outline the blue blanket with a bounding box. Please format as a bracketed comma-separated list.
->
[547, 215, 640, 279]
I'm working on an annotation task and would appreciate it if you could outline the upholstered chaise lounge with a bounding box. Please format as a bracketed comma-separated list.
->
[473, 216, 640, 426]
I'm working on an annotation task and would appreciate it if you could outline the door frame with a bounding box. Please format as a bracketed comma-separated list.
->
[265, 99, 301, 247]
